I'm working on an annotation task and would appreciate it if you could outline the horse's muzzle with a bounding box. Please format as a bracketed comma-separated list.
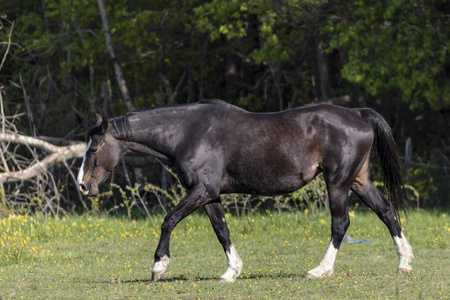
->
[79, 181, 98, 196]
[79, 183, 90, 196]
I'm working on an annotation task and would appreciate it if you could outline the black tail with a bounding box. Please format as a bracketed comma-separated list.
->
[360, 108, 411, 222]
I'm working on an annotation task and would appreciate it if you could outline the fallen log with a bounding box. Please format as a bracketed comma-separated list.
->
[0, 133, 86, 183]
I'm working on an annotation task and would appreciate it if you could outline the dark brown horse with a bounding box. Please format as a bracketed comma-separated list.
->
[77, 100, 413, 282]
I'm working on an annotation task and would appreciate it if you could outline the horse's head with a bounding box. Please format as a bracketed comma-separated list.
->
[77, 115, 124, 196]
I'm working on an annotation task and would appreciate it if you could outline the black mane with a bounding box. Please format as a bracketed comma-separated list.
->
[109, 114, 133, 141]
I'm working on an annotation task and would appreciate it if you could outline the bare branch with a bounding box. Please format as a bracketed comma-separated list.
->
[0, 19, 14, 72]
[0, 133, 86, 183]
[168, 71, 187, 104]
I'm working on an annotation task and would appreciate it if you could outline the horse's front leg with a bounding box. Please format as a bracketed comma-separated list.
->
[151, 185, 212, 281]
[204, 199, 243, 283]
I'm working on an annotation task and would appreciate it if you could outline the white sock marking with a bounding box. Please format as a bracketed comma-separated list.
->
[306, 240, 338, 278]
[393, 232, 414, 272]
[152, 255, 170, 273]
[151, 255, 170, 281]
[77, 139, 92, 186]
[219, 245, 243, 282]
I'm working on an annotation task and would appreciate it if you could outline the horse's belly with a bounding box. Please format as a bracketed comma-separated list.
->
[222, 165, 319, 195]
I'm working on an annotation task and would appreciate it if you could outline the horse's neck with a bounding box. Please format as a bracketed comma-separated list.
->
[119, 108, 189, 159]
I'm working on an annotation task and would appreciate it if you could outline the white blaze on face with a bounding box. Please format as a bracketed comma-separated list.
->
[77, 139, 92, 187]
[306, 239, 338, 278]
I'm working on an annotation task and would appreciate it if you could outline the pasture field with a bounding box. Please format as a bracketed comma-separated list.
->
[0, 209, 448, 299]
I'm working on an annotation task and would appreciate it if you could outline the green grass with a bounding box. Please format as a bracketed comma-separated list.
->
[0, 209, 448, 299]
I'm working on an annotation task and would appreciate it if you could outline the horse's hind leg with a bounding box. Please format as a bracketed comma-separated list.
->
[351, 177, 413, 274]
[306, 185, 350, 279]
[204, 199, 243, 282]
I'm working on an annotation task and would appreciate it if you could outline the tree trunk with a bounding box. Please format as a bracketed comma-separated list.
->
[88, 62, 97, 119]
[404, 137, 412, 179]
[97, 0, 134, 111]
[312, 35, 332, 101]
[199, 34, 209, 100]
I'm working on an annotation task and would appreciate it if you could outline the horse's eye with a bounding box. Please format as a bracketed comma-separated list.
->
[90, 148, 98, 153]
[93, 157, 99, 168]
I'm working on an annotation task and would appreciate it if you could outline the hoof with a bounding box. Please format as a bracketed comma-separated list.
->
[304, 273, 320, 280]
[218, 276, 235, 283]
[218, 269, 239, 283]
[305, 268, 333, 279]
[397, 267, 413, 274]
[151, 269, 167, 282]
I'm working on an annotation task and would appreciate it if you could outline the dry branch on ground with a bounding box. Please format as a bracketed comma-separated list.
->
[0, 133, 86, 183]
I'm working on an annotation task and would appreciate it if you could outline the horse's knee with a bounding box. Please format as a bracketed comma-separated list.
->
[333, 212, 350, 230]
[161, 219, 170, 233]
[161, 213, 178, 233]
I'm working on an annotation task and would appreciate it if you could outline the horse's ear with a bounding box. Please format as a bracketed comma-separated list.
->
[96, 114, 108, 133]
[96, 114, 103, 125]
[100, 115, 108, 133]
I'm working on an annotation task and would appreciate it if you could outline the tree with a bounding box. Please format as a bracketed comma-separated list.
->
[324, 0, 450, 110]
[97, 0, 135, 111]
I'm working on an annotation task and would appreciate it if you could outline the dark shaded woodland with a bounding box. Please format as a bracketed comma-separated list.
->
[0, 0, 448, 211]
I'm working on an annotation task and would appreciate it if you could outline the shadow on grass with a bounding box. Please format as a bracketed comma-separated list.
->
[100, 271, 306, 285]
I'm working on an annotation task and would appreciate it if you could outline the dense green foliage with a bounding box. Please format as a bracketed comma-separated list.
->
[326, 0, 450, 110]
[0, 210, 448, 298]
[0, 0, 449, 207]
